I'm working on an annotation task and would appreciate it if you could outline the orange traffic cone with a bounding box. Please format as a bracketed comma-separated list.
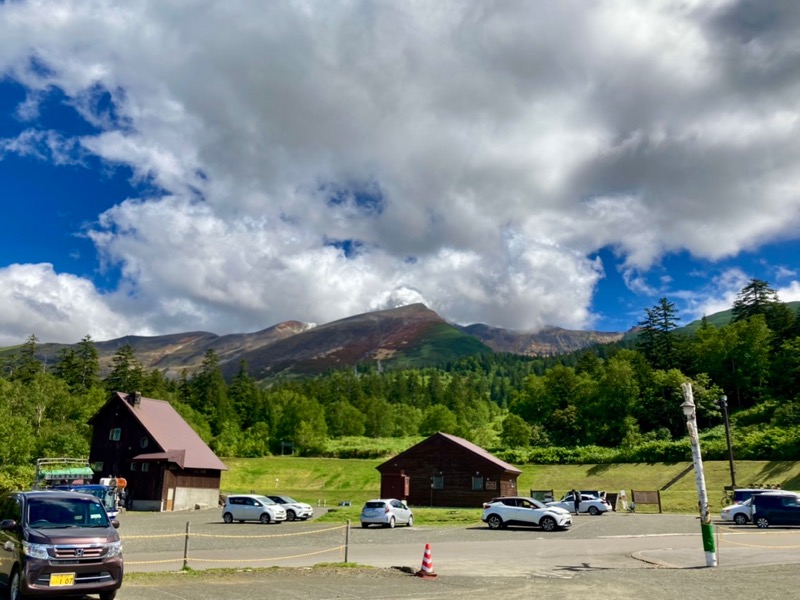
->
[415, 543, 438, 579]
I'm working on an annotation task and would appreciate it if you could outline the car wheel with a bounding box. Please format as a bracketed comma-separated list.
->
[734, 513, 748, 525]
[223, 512, 233, 523]
[588, 506, 600, 516]
[361, 522, 369, 528]
[755, 516, 770, 529]
[407, 515, 414, 527]
[9, 567, 22, 600]
[386, 517, 396, 528]
[486, 514, 503, 530]
[99, 591, 117, 600]
[286, 509, 296, 521]
[260, 513, 271, 524]
[540, 516, 556, 532]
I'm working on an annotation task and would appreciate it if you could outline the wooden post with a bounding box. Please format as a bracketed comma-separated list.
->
[183, 521, 191, 570]
[344, 519, 350, 563]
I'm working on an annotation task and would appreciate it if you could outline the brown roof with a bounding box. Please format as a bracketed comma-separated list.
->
[107, 392, 227, 471]
[378, 431, 521, 474]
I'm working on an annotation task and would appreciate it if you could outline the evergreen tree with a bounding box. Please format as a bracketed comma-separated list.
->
[229, 361, 260, 427]
[731, 278, 779, 323]
[55, 334, 100, 393]
[637, 298, 681, 370]
[12, 334, 43, 383]
[192, 349, 235, 435]
[104, 343, 144, 393]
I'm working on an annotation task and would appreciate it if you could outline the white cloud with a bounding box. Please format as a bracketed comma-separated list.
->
[1, 0, 800, 342]
[0, 263, 139, 346]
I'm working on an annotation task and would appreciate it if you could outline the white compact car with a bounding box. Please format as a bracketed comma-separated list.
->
[548, 492, 611, 515]
[481, 496, 573, 531]
[267, 495, 314, 521]
[360, 498, 413, 528]
[222, 494, 287, 524]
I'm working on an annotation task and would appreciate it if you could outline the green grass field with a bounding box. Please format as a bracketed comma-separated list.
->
[220, 456, 800, 519]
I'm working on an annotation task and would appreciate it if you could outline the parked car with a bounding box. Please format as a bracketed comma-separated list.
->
[752, 492, 800, 528]
[721, 491, 795, 525]
[266, 495, 314, 521]
[721, 497, 754, 525]
[360, 499, 413, 528]
[731, 488, 785, 504]
[481, 496, 572, 531]
[51, 483, 120, 519]
[0, 490, 123, 600]
[222, 494, 287, 524]
[548, 492, 610, 515]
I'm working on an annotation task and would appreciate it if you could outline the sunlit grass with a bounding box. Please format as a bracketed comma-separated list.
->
[221, 453, 800, 515]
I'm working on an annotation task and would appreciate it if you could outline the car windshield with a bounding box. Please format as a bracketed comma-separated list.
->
[277, 496, 298, 503]
[28, 497, 110, 528]
[529, 498, 546, 509]
[257, 496, 276, 505]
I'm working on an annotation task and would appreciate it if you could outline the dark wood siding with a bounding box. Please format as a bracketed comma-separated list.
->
[88, 395, 223, 510]
[379, 435, 519, 507]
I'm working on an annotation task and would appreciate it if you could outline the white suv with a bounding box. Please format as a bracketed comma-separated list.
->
[482, 496, 572, 531]
[222, 494, 287, 524]
[266, 495, 314, 521]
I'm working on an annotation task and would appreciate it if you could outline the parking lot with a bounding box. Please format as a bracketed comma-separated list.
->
[101, 508, 800, 599]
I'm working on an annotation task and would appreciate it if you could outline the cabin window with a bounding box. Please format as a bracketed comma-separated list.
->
[432, 475, 444, 490]
[472, 476, 484, 491]
[141, 463, 150, 472]
[140, 436, 149, 448]
[92, 462, 103, 472]
[109, 428, 121, 441]
[130, 462, 138, 471]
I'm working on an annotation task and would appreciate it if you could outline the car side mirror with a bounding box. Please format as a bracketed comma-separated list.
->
[1, 519, 17, 531]
[111, 519, 120, 529]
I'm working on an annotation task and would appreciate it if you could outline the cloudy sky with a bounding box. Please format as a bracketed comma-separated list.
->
[1, 0, 800, 346]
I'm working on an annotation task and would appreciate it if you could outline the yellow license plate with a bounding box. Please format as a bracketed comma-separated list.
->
[50, 573, 75, 587]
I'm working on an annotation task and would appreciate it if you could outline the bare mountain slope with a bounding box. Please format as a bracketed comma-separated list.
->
[457, 323, 625, 355]
[226, 303, 491, 379]
[21, 304, 626, 380]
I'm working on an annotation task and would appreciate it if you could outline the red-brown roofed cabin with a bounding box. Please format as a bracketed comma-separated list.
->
[377, 432, 521, 507]
[89, 391, 227, 511]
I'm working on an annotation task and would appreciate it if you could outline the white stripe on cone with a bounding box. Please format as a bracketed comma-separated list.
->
[421, 543, 433, 573]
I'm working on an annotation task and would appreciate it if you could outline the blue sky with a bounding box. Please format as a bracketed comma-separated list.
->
[1, 1, 800, 346]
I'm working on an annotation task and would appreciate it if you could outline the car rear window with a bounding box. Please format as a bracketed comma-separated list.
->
[364, 501, 386, 508]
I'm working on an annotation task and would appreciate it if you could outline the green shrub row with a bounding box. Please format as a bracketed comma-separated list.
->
[492, 425, 800, 465]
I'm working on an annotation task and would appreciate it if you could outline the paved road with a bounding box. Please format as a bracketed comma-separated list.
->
[99, 509, 800, 599]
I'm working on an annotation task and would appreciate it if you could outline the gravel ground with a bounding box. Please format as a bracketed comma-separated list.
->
[115, 563, 800, 600]
[106, 508, 800, 599]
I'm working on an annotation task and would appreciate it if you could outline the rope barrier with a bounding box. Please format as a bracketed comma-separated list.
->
[125, 545, 345, 566]
[123, 520, 352, 571]
[122, 524, 345, 540]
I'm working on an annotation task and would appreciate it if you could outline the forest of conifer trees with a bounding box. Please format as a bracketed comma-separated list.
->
[1, 279, 799, 490]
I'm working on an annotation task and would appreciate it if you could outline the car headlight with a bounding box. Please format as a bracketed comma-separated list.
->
[22, 541, 50, 559]
[106, 541, 123, 558]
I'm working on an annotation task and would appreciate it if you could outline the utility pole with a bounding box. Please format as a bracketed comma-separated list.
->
[681, 382, 717, 567]
[719, 395, 736, 489]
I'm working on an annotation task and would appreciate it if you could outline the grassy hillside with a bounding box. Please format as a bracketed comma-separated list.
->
[677, 300, 800, 334]
[220, 456, 800, 514]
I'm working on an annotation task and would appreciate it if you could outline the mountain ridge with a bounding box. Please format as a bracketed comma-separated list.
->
[8, 303, 632, 380]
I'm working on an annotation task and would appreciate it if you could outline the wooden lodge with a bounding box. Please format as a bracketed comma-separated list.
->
[88, 391, 227, 511]
[377, 432, 521, 507]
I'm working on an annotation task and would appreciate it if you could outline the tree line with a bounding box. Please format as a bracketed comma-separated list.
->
[1, 278, 799, 484]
